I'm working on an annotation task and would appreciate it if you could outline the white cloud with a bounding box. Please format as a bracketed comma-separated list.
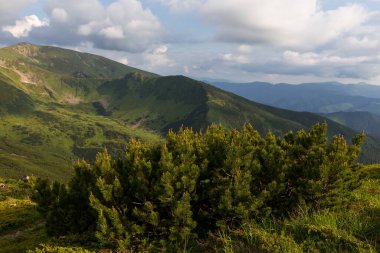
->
[201, 0, 370, 49]
[43, 0, 162, 52]
[51, 8, 68, 23]
[153, 45, 168, 54]
[0, 0, 36, 25]
[283, 50, 371, 66]
[238, 45, 253, 54]
[99, 26, 124, 39]
[222, 53, 251, 64]
[2, 15, 49, 38]
[118, 57, 129, 65]
[145, 45, 175, 67]
[338, 36, 379, 53]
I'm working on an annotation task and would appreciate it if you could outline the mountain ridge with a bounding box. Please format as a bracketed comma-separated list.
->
[210, 81, 380, 115]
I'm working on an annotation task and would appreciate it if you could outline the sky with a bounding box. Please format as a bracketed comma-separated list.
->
[1, 0, 380, 84]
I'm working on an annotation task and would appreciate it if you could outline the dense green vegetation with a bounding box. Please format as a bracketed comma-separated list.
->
[0, 177, 47, 253]
[27, 124, 379, 252]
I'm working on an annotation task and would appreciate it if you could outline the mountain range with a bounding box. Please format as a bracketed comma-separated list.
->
[1, 43, 380, 181]
[210, 81, 380, 138]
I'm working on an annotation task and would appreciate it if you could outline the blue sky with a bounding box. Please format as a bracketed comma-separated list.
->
[1, 0, 380, 84]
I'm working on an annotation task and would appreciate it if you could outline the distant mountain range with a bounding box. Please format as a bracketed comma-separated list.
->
[210, 81, 380, 138]
[1, 43, 379, 181]
[210, 81, 380, 114]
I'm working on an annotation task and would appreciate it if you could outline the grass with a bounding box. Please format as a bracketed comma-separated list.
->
[0, 226, 47, 253]
[0, 178, 48, 253]
[0, 198, 42, 236]
[0, 100, 162, 181]
[202, 164, 380, 253]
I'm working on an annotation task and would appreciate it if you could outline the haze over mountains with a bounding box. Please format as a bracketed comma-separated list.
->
[211, 81, 380, 138]
[1, 43, 380, 181]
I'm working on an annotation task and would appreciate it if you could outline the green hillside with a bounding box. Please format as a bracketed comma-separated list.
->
[324, 111, 380, 138]
[0, 43, 161, 181]
[1, 43, 380, 181]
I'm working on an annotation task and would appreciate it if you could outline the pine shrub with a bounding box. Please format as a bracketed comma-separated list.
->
[32, 123, 365, 250]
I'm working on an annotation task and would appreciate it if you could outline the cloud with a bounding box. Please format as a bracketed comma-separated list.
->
[153, 45, 168, 54]
[222, 53, 251, 64]
[2, 15, 49, 38]
[0, 0, 36, 25]
[201, 0, 370, 49]
[144, 45, 175, 67]
[51, 8, 68, 23]
[237, 45, 254, 54]
[283, 51, 371, 66]
[35, 0, 162, 52]
[226, 49, 380, 80]
[118, 57, 129, 65]
[155, 0, 204, 12]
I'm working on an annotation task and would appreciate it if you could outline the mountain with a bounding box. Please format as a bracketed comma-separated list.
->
[324, 111, 380, 138]
[210, 81, 380, 115]
[1, 43, 379, 181]
[0, 43, 161, 181]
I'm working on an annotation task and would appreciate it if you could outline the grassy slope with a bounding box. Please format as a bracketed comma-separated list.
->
[0, 44, 162, 181]
[0, 178, 47, 253]
[94, 73, 380, 163]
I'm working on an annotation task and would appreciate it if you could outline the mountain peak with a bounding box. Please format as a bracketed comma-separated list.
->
[15, 42, 37, 47]
[9, 42, 40, 58]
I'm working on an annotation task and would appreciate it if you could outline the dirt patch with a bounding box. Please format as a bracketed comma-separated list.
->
[43, 86, 56, 99]
[0, 59, 38, 85]
[97, 99, 109, 110]
[10, 153, 27, 158]
[131, 116, 149, 129]
[13, 44, 40, 58]
[92, 100, 111, 116]
[0, 59, 7, 68]
[63, 95, 82, 104]
[0, 222, 44, 239]
[12, 68, 38, 85]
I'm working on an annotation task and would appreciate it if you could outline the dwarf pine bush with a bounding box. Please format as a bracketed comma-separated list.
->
[33, 123, 364, 250]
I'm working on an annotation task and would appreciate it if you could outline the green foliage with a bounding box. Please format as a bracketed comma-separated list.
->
[33, 123, 365, 251]
[0, 177, 34, 201]
[0, 78, 34, 114]
[0, 178, 47, 253]
[28, 244, 96, 253]
[208, 165, 380, 253]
